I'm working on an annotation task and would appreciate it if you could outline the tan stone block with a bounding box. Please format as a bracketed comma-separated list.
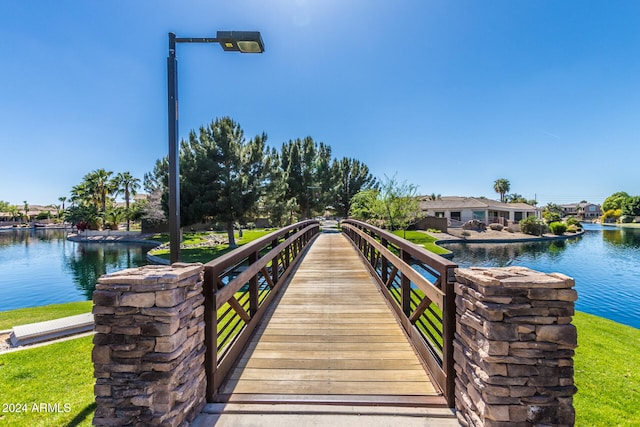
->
[94, 384, 111, 397]
[155, 328, 187, 353]
[485, 404, 511, 421]
[477, 337, 510, 356]
[131, 395, 153, 407]
[92, 345, 111, 364]
[94, 324, 112, 334]
[483, 322, 518, 341]
[537, 324, 577, 347]
[120, 292, 155, 308]
[557, 289, 578, 302]
[156, 288, 186, 308]
[93, 290, 119, 306]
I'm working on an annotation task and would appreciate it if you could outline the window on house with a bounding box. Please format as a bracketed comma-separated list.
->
[435, 212, 445, 218]
[515, 212, 523, 222]
[473, 211, 485, 220]
[451, 211, 461, 221]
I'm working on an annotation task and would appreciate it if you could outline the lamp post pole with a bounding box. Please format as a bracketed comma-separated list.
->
[166, 31, 264, 264]
[167, 33, 181, 264]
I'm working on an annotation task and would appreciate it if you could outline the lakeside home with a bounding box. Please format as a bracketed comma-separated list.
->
[419, 196, 541, 226]
[560, 202, 602, 218]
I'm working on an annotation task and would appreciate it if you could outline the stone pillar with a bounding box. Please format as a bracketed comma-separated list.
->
[454, 267, 577, 427]
[92, 263, 206, 427]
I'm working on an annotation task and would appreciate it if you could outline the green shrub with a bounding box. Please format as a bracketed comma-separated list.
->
[549, 222, 567, 235]
[565, 217, 581, 227]
[543, 212, 561, 224]
[520, 216, 546, 235]
[601, 209, 622, 223]
[567, 224, 579, 233]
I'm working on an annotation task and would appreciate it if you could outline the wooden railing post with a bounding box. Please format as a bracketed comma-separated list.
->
[271, 238, 279, 285]
[381, 238, 389, 283]
[442, 266, 456, 407]
[249, 251, 259, 316]
[400, 249, 412, 317]
[203, 267, 218, 402]
[284, 231, 291, 269]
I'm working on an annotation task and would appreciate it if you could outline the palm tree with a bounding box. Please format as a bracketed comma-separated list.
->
[86, 169, 114, 213]
[493, 179, 510, 203]
[113, 172, 141, 231]
[58, 196, 67, 211]
[23, 201, 29, 221]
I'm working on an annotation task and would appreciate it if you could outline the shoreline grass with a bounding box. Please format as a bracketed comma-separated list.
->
[0, 301, 93, 331]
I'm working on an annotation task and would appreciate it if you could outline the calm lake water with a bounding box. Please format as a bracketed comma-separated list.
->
[0, 228, 153, 312]
[1, 225, 639, 329]
[441, 224, 640, 329]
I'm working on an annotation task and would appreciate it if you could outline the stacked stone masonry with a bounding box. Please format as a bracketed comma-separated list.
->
[454, 266, 578, 427]
[92, 263, 206, 427]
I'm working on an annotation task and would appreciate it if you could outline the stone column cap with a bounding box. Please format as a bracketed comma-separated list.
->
[98, 263, 204, 286]
[456, 266, 575, 289]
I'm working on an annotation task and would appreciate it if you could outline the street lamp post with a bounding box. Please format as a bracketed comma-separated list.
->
[167, 31, 264, 264]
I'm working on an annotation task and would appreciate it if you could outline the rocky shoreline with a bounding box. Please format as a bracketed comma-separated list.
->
[428, 228, 585, 244]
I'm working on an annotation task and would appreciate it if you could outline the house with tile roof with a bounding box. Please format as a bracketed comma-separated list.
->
[419, 196, 541, 226]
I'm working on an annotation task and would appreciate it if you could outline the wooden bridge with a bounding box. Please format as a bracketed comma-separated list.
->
[193, 220, 459, 425]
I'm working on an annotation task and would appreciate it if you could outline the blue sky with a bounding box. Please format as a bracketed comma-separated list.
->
[1, 0, 639, 207]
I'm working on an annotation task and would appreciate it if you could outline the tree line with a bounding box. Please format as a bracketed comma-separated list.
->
[65, 169, 141, 231]
[601, 191, 640, 223]
[144, 117, 377, 245]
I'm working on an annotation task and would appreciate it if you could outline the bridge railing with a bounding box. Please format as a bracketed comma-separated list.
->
[203, 220, 320, 401]
[341, 219, 458, 407]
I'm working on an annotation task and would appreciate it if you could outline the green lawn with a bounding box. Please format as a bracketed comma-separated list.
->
[573, 311, 640, 426]
[149, 229, 274, 263]
[392, 230, 451, 256]
[0, 335, 94, 427]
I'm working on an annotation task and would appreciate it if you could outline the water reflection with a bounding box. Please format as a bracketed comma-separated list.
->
[444, 239, 577, 268]
[0, 228, 152, 311]
[602, 227, 640, 249]
[63, 244, 146, 299]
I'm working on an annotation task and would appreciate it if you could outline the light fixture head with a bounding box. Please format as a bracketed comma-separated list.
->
[217, 31, 265, 53]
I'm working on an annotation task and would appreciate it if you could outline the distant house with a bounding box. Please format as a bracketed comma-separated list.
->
[560, 203, 601, 219]
[419, 196, 540, 225]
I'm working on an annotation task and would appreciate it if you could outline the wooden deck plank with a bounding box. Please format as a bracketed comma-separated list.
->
[220, 233, 441, 404]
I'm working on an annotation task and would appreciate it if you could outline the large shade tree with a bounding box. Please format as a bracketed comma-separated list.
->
[332, 157, 377, 217]
[179, 117, 267, 247]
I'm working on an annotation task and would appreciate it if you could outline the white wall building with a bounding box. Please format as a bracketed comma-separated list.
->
[419, 196, 541, 225]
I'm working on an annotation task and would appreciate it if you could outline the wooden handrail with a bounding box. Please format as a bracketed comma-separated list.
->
[341, 219, 457, 407]
[203, 220, 320, 401]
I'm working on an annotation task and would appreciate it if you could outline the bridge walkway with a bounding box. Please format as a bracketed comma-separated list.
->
[193, 232, 458, 426]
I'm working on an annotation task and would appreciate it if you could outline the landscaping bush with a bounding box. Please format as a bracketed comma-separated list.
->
[567, 224, 579, 233]
[549, 222, 567, 235]
[566, 217, 581, 227]
[543, 211, 562, 224]
[519, 216, 546, 235]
